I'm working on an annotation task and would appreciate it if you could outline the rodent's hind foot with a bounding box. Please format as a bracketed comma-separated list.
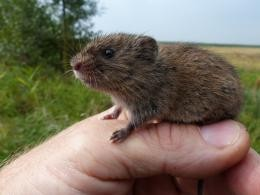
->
[110, 128, 131, 143]
[100, 106, 122, 120]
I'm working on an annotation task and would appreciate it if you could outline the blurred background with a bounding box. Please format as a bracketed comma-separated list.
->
[0, 0, 259, 164]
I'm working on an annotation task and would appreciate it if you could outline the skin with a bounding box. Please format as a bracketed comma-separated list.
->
[0, 108, 259, 195]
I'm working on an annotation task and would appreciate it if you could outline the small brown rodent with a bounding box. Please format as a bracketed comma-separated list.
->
[71, 33, 243, 143]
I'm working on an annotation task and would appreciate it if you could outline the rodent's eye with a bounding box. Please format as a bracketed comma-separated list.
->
[103, 48, 114, 59]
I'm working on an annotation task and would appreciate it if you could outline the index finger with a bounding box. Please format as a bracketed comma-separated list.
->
[77, 118, 249, 179]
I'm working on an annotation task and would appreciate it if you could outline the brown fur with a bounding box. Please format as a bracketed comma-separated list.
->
[71, 33, 243, 142]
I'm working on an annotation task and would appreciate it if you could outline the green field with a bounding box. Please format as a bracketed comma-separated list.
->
[0, 45, 260, 165]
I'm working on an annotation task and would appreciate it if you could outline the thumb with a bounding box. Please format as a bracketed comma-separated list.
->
[82, 119, 250, 179]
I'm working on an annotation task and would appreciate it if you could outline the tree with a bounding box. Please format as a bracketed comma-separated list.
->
[0, 0, 98, 70]
[0, 0, 60, 67]
[46, 0, 98, 69]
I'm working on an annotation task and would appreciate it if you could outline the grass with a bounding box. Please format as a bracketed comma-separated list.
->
[206, 46, 260, 70]
[0, 65, 110, 164]
[0, 45, 260, 165]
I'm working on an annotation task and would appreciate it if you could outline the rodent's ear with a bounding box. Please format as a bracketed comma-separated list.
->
[135, 36, 158, 62]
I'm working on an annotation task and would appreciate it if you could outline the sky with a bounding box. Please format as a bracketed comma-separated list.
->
[92, 0, 260, 45]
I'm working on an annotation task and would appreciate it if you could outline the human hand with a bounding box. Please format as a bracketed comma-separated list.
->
[0, 108, 255, 195]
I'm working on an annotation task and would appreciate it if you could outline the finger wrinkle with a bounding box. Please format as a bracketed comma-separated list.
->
[112, 149, 134, 179]
[46, 163, 87, 195]
[154, 123, 183, 152]
[77, 144, 114, 180]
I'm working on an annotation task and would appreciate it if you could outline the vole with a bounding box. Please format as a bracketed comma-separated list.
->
[71, 33, 243, 143]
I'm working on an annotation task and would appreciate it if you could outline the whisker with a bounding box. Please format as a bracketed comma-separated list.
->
[64, 69, 73, 75]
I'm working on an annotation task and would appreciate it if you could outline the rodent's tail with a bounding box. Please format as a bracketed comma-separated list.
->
[197, 179, 204, 195]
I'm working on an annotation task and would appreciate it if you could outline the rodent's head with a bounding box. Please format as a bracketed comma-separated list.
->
[71, 33, 158, 93]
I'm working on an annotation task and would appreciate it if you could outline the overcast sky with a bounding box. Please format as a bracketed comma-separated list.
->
[92, 0, 260, 45]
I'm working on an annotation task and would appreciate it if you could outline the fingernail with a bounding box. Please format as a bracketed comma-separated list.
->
[201, 121, 243, 147]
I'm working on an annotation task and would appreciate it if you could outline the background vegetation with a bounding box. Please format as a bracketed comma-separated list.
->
[0, 0, 97, 70]
[0, 1, 259, 165]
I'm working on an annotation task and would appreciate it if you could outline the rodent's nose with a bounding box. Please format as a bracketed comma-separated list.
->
[73, 62, 82, 71]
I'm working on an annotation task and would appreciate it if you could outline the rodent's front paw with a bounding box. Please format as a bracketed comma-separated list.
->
[100, 106, 122, 120]
[110, 129, 129, 143]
